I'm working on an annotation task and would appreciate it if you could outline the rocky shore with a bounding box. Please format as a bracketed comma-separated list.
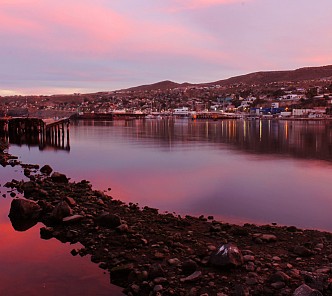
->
[1, 150, 332, 295]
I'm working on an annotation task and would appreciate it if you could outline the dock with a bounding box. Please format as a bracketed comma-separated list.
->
[0, 117, 70, 151]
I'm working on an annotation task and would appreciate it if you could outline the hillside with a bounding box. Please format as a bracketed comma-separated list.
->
[208, 65, 332, 86]
[126, 80, 192, 92]
[125, 65, 332, 92]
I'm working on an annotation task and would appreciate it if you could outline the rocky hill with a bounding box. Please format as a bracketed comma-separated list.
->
[124, 65, 332, 91]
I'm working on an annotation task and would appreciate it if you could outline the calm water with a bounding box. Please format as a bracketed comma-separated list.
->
[2, 118, 332, 294]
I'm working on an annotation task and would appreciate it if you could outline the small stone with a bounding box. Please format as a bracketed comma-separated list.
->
[64, 196, 76, 207]
[62, 214, 84, 223]
[153, 277, 168, 284]
[180, 271, 202, 282]
[153, 285, 163, 292]
[293, 283, 323, 296]
[271, 281, 285, 289]
[316, 267, 330, 274]
[168, 258, 181, 266]
[154, 252, 165, 260]
[209, 243, 244, 267]
[243, 255, 255, 262]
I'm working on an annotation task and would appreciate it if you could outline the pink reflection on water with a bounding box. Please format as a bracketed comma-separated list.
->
[0, 220, 123, 295]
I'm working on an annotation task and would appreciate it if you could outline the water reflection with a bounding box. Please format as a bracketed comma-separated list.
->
[8, 118, 332, 233]
[0, 166, 123, 296]
[93, 119, 332, 161]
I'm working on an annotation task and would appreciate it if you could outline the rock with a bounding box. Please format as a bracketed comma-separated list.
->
[40, 226, 54, 239]
[209, 243, 244, 268]
[293, 284, 323, 296]
[51, 172, 69, 183]
[153, 285, 163, 292]
[95, 213, 121, 228]
[271, 281, 286, 289]
[116, 223, 129, 233]
[168, 258, 181, 266]
[40, 165, 53, 175]
[62, 214, 84, 223]
[154, 252, 165, 260]
[293, 245, 314, 257]
[64, 196, 76, 207]
[180, 271, 202, 282]
[51, 201, 73, 222]
[269, 271, 290, 283]
[243, 255, 255, 262]
[22, 181, 37, 197]
[181, 259, 198, 275]
[253, 233, 277, 242]
[8, 198, 41, 220]
[110, 263, 134, 279]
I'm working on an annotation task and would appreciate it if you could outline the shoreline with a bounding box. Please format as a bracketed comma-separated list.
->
[1, 150, 332, 295]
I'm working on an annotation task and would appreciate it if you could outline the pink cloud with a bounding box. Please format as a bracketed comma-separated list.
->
[165, 0, 253, 11]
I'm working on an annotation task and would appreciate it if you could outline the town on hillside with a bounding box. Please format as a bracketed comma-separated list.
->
[1, 72, 332, 120]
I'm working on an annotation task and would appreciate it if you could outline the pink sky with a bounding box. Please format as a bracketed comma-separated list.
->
[0, 0, 332, 95]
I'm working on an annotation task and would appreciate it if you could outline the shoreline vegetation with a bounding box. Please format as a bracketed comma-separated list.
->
[1, 148, 332, 295]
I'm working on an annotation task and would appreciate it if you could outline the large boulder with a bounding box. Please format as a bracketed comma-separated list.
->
[8, 198, 41, 220]
[209, 243, 244, 268]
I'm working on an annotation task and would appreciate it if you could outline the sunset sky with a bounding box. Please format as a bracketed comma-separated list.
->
[1, 0, 332, 95]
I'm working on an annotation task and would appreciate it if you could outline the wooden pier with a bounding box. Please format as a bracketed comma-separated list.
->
[0, 117, 70, 151]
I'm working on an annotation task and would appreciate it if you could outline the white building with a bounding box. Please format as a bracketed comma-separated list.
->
[173, 107, 189, 116]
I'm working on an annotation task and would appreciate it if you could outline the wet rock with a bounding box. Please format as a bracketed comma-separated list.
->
[40, 226, 54, 239]
[8, 198, 41, 220]
[293, 284, 323, 296]
[209, 243, 244, 268]
[110, 263, 135, 279]
[51, 172, 69, 183]
[40, 165, 53, 175]
[22, 181, 37, 197]
[95, 213, 121, 228]
[51, 201, 73, 222]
